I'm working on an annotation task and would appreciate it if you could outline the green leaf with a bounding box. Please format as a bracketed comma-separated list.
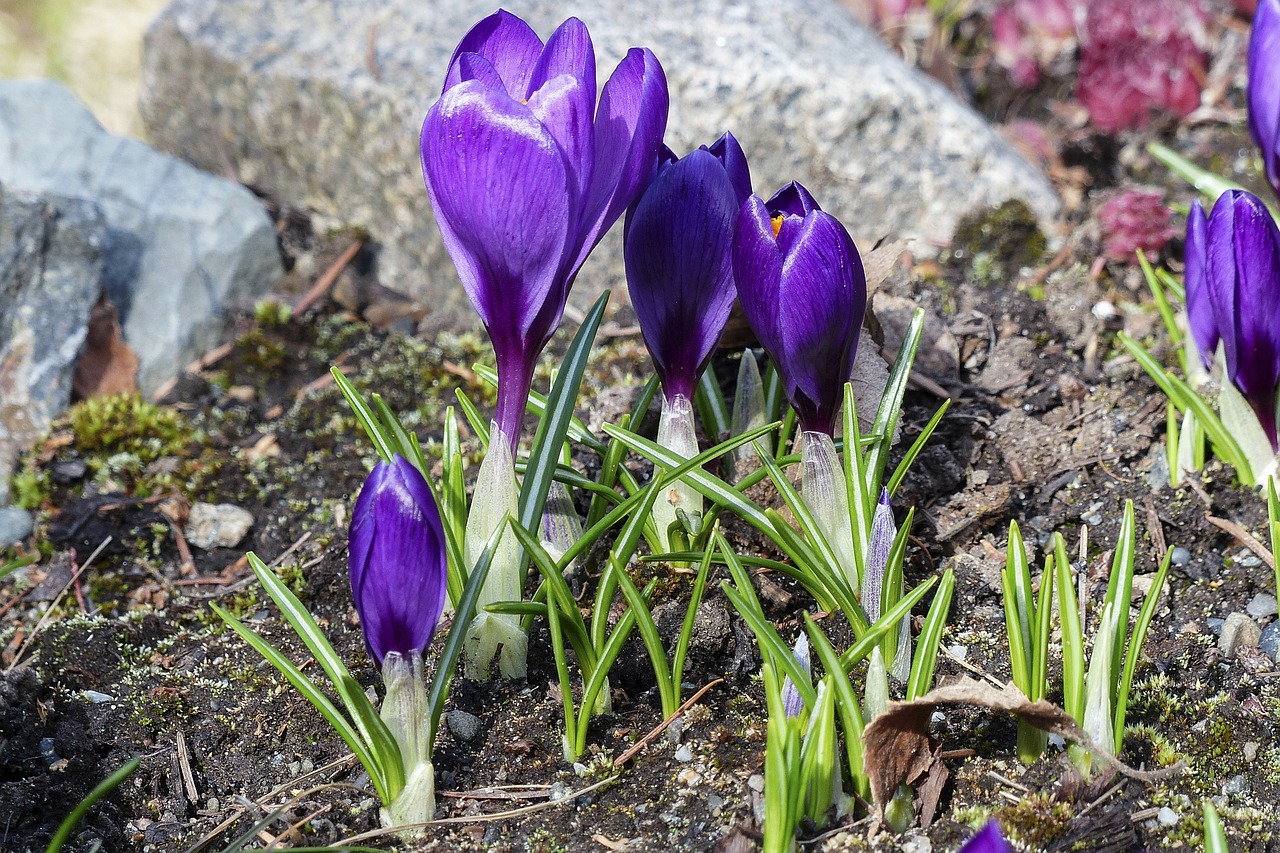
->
[331, 368, 396, 463]
[472, 363, 604, 454]
[211, 603, 390, 802]
[1102, 500, 1136, 702]
[1002, 521, 1033, 694]
[1203, 800, 1229, 853]
[695, 367, 731, 440]
[1147, 143, 1266, 212]
[865, 309, 923, 498]
[453, 388, 492, 449]
[45, 757, 141, 853]
[1055, 533, 1085, 721]
[906, 568, 954, 700]
[517, 292, 610, 561]
[672, 528, 717, 693]
[244, 554, 403, 796]
[722, 580, 817, 710]
[1114, 548, 1172, 754]
[803, 614, 868, 796]
[886, 399, 951, 497]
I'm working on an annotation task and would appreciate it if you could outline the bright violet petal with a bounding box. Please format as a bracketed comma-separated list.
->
[349, 457, 448, 667]
[732, 193, 786, 358]
[625, 149, 739, 400]
[454, 52, 505, 89]
[442, 9, 542, 98]
[421, 82, 572, 350]
[766, 181, 821, 218]
[707, 132, 752, 205]
[1184, 199, 1217, 367]
[526, 16, 595, 101]
[1249, 0, 1280, 198]
[525, 72, 595, 219]
[776, 211, 866, 434]
[958, 822, 1013, 853]
[572, 46, 669, 277]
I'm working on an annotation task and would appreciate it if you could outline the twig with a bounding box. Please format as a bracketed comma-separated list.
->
[176, 730, 200, 805]
[1204, 514, 1275, 570]
[153, 342, 236, 400]
[6, 537, 112, 671]
[333, 775, 621, 843]
[613, 679, 723, 768]
[294, 239, 364, 315]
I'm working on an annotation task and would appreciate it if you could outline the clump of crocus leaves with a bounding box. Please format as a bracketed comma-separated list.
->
[210, 6, 1195, 844]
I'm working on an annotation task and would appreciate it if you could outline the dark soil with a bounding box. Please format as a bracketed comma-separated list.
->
[3, 4, 1280, 853]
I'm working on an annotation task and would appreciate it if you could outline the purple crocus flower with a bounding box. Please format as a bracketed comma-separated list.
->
[349, 455, 449, 667]
[1203, 190, 1280, 448]
[959, 822, 1013, 853]
[624, 133, 752, 402]
[421, 10, 669, 451]
[779, 633, 811, 719]
[1183, 199, 1217, 370]
[732, 182, 867, 436]
[1249, 0, 1280, 201]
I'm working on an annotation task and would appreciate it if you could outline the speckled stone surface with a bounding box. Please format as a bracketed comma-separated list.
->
[0, 80, 282, 395]
[140, 0, 1060, 317]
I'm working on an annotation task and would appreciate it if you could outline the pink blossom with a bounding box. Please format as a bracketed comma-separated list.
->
[1098, 189, 1175, 261]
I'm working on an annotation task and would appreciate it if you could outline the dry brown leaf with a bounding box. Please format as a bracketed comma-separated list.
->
[861, 237, 910, 296]
[862, 678, 1184, 817]
[72, 296, 137, 399]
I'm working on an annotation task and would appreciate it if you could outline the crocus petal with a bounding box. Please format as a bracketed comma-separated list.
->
[571, 46, 669, 277]
[421, 82, 573, 352]
[733, 193, 786, 358]
[526, 17, 595, 101]
[1249, 0, 1280, 198]
[454, 52, 505, 90]
[443, 9, 543, 98]
[1207, 190, 1280, 444]
[349, 456, 449, 667]
[1184, 199, 1217, 368]
[958, 822, 1013, 853]
[775, 211, 866, 434]
[525, 73, 595, 218]
[707, 132, 752, 205]
[766, 181, 821, 218]
[625, 149, 739, 399]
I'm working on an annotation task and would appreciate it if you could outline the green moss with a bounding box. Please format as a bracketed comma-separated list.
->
[69, 393, 192, 459]
[254, 299, 293, 328]
[11, 462, 49, 510]
[951, 199, 1047, 285]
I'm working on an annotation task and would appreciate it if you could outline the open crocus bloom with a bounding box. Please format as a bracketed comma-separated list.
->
[421, 10, 668, 679]
[348, 455, 448, 827]
[421, 10, 669, 453]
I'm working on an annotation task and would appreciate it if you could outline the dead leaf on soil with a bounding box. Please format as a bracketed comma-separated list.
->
[862, 677, 1185, 819]
[72, 296, 138, 399]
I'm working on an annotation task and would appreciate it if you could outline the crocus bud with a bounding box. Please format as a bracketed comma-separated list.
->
[780, 633, 811, 719]
[861, 489, 896, 625]
[1201, 191, 1280, 467]
[1249, 0, 1280, 201]
[349, 455, 448, 669]
[1183, 199, 1216, 377]
[958, 822, 1014, 853]
[348, 455, 448, 827]
[422, 10, 669, 451]
[733, 182, 866, 437]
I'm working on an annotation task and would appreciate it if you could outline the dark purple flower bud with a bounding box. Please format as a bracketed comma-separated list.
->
[959, 822, 1013, 853]
[1184, 199, 1218, 369]
[422, 11, 669, 451]
[624, 134, 750, 401]
[1203, 190, 1280, 449]
[349, 456, 448, 668]
[1250, 0, 1280, 201]
[732, 182, 867, 436]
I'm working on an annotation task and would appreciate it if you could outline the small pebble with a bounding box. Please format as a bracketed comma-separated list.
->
[678, 767, 702, 787]
[446, 710, 482, 742]
[674, 744, 694, 763]
[185, 502, 255, 550]
[1169, 546, 1191, 567]
[82, 690, 115, 704]
[748, 773, 765, 793]
[707, 793, 724, 812]
[206, 797, 220, 812]
[901, 837, 933, 853]
[1258, 621, 1279, 662]
[0, 506, 34, 545]
[1246, 593, 1279, 620]
[1219, 612, 1262, 657]
[548, 781, 569, 801]
[1222, 775, 1248, 797]
[1245, 742, 1259, 763]
[1157, 807, 1179, 827]
[947, 644, 967, 661]
[1206, 617, 1225, 636]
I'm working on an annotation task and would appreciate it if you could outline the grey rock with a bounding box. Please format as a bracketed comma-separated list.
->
[0, 505, 35, 544]
[185, 502, 255, 550]
[1245, 592, 1278, 620]
[0, 80, 282, 394]
[1219, 612, 1262, 658]
[1169, 546, 1192, 567]
[446, 709, 481, 742]
[140, 0, 1059, 318]
[0, 186, 104, 502]
[1259, 621, 1279, 662]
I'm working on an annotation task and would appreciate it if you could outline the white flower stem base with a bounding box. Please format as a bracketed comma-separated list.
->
[799, 431, 858, 589]
[654, 394, 702, 551]
[464, 423, 527, 680]
[378, 652, 435, 828]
